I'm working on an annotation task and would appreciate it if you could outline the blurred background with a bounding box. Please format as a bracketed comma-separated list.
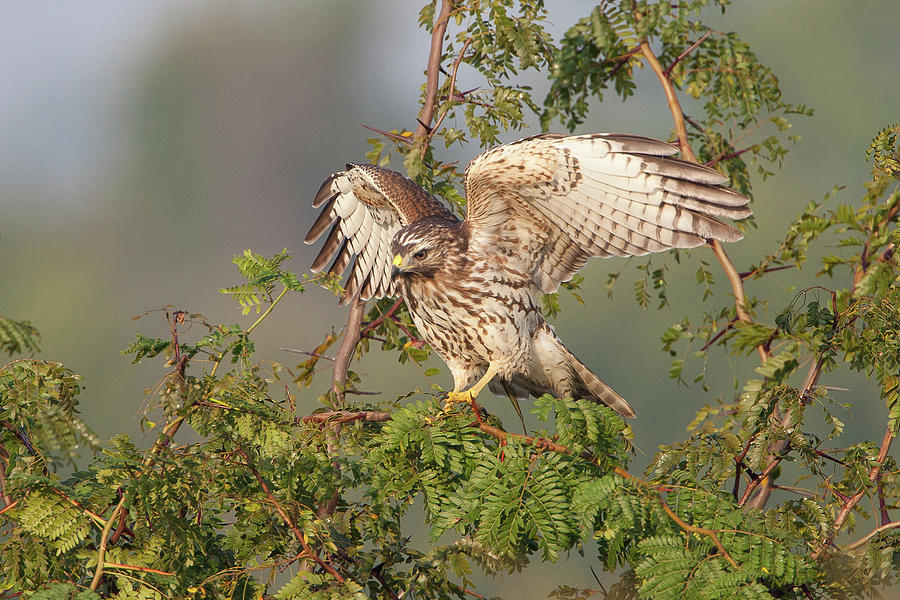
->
[2, 1, 898, 596]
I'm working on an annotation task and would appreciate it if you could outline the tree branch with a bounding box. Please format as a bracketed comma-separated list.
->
[845, 519, 900, 552]
[415, 0, 454, 138]
[303, 410, 393, 425]
[742, 355, 826, 509]
[468, 401, 738, 569]
[331, 296, 366, 405]
[360, 298, 404, 338]
[238, 446, 345, 583]
[638, 40, 767, 364]
[663, 31, 712, 78]
[0, 446, 11, 508]
[428, 36, 474, 140]
[812, 425, 896, 557]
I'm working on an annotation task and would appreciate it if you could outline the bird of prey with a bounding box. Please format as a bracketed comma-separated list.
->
[304, 133, 750, 418]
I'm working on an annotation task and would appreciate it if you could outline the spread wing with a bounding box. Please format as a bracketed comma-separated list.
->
[463, 133, 751, 293]
[304, 163, 458, 304]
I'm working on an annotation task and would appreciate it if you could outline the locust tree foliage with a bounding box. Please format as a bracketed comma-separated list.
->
[2, 2, 899, 599]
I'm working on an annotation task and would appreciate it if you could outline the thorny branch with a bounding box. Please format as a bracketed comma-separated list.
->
[237, 447, 345, 583]
[415, 0, 454, 139]
[91, 311, 191, 591]
[638, 38, 768, 365]
[468, 400, 739, 569]
[663, 30, 712, 78]
[813, 426, 896, 557]
[330, 0, 454, 406]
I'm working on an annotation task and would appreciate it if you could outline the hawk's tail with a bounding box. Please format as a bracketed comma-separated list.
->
[490, 324, 635, 418]
[565, 350, 635, 418]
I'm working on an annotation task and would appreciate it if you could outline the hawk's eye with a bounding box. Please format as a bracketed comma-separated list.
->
[413, 249, 428, 260]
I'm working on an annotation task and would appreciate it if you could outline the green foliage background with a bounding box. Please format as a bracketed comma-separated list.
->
[2, 1, 900, 599]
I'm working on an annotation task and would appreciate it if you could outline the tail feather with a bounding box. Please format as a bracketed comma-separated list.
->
[491, 323, 636, 418]
[566, 353, 635, 418]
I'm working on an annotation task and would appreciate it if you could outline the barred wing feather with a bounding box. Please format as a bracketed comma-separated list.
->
[462, 133, 751, 293]
[304, 163, 457, 304]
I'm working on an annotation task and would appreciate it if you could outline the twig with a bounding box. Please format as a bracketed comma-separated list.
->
[247, 288, 289, 335]
[706, 145, 757, 168]
[638, 39, 767, 365]
[701, 317, 738, 353]
[429, 36, 474, 138]
[371, 564, 401, 600]
[280, 348, 335, 362]
[104, 562, 174, 577]
[90, 495, 126, 590]
[845, 520, 900, 551]
[0, 499, 18, 516]
[658, 499, 739, 569]
[0, 448, 11, 507]
[812, 425, 895, 558]
[360, 298, 404, 337]
[331, 296, 366, 405]
[415, 0, 454, 138]
[238, 447, 345, 583]
[738, 264, 796, 280]
[732, 435, 756, 500]
[360, 124, 413, 147]
[664, 31, 712, 78]
[742, 356, 825, 508]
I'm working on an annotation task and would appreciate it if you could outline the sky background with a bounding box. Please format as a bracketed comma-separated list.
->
[2, 2, 898, 597]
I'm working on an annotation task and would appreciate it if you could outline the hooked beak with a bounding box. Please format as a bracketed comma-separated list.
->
[390, 254, 403, 280]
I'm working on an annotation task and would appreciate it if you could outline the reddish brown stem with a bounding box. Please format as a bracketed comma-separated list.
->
[415, 0, 453, 138]
[331, 297, 366, 404]
[238, 447, 345, 583]
[303, 410, 393, 424]
[429, 36, 474, 138]
[360, 299, 404, 337]
[638, 40, 767, 364]
[664, 31, 712, 78]
[812, 425, 895, 558]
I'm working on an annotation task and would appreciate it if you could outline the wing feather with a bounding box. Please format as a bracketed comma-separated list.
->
[304, 195, 338, 244]
[305, 164, 457, 305]
[310, 222, 345, 273]
[464, 133, 750, 292]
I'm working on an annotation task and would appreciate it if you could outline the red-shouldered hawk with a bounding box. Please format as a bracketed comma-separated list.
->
[305, 134, 750, 417]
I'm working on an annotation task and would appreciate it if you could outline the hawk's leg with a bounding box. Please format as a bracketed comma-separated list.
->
[442, 363, 499, 409]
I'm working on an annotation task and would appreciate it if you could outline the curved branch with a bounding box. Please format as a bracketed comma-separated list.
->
[238, 447, 345, 583]
[638, 40, 767, 364]
[845, 519, 900, 552]
[428, 36, 474, 139]
[470, 402, 738, 569]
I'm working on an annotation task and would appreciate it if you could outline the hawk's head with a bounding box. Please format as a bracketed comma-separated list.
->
[390, 217, 464, 280]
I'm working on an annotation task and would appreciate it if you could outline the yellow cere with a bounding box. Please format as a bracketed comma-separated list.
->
[392, 254, 403, 267]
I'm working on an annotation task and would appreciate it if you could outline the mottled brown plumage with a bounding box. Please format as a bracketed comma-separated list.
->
[304, 133, 751, 417]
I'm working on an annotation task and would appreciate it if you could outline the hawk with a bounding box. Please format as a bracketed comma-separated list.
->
[304, 133, 750, 417]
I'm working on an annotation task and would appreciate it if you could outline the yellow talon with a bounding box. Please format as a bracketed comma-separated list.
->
[442, 391, 473, 408]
